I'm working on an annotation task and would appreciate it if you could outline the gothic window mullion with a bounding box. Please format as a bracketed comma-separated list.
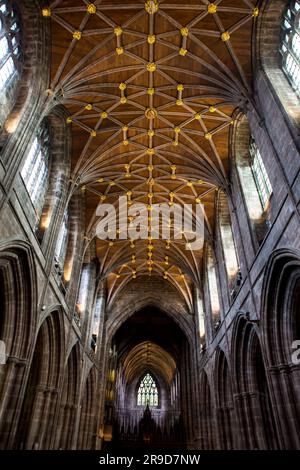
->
[0, 1, 21, 91]
[21, 123, 50, 221]
[249, 138, 272, 210]
[280, 0, 300, 97]
[137, 373, 159, 408]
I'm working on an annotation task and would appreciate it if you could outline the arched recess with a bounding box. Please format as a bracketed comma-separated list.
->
[56, 342, 81, 450]
[113, 339, 180, 443]
[77, 366, 98, 450]
[256, 0, 300, 131]
[103, 307, 196, 448]
[231, 315, 279, 450]
[214, 348, 236, 450]
[231, 114, 271, 247]
[63, 191, 86, 304]
[0, 0, 50, 161]
[19, 106, 71, 251]
[0, 241, 37, 358]
[119, 343, 175, 413]
[216, 192, 241, 300]
[14, 309, 65, 450]
[261, 248, 300, 449]
[0, 0, 23, 128]
[199, 371, 215, 450]
[203, 243, 221, 334]
[106, 290, 195, 347]
[37, 106, 71, 253]
[0, 241, 37, 449]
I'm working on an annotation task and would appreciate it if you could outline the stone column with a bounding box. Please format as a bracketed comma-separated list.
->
[268, 364, 300, 449]
[0, 357, 27, 449]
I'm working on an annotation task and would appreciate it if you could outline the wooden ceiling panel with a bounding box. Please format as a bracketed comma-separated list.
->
[47, 0, 256, 305]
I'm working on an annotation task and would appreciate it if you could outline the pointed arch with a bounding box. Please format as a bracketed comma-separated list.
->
[231, 114, 271, 246]
[77, 366, 98, 450]
[256, 0, 300, 129]
[260, 248, 300, 448]
[214, 348, 236, 449]
[231, 315, 278, 449]
[15, 309, 65, 450]
[203, 243, 221, 331]
[216, 192, 240, 298]
[0, 240, 37, 358]
[1, 0, 50, 157]
[0, 240, 37, 448]
[199, 371, 215, 450]
[56, 342, 82, 450]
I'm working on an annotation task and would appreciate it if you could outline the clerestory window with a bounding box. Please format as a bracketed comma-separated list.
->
[280, 0, 300, 97]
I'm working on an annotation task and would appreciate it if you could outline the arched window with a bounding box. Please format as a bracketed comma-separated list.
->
[280, 0, 300, 97]
[234, 117, 272, 246]
[249, 137, 273, 210]
[76, 264, 90, 321]
[195, 287, 205, 345]
[206, 247, 221, 328]
[55, 212, 68, 268]
[21, 124, 50, 218]
[0, 1, 21, 93]
[220, 222, 239, 277]
[218, 193, 239, 277]
[137, 373, 159, 407]
[218, 193, 241, 299]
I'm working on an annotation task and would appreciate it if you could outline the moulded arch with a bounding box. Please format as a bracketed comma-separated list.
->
[106, 297, 194, 346]
[0, 240, 37, 359]
[15, 308, 65, 449]
[260, 247, 300, 366]
[1, 0, 51, 156]
[230, 314, 278, 449]
[77, 366, 98, 450]
[256, 0, 300, 129]
[38, 105, 72, 247]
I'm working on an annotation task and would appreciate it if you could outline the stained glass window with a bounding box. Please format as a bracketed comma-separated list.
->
[280, 0, 300, 97]
[21, 124, 50, 217]
[137, 373, 159, 407]
[0, 1, 21, 91]
[249, 138, 272, 210]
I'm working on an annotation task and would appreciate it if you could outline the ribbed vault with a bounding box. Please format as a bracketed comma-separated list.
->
[47, 0, 256, 303]
[122, 341, 176, 385]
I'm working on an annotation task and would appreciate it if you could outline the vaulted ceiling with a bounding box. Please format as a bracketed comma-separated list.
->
[48, 0, 255, 308]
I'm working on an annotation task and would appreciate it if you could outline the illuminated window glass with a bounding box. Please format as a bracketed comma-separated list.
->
[0, 1, 21, 91]
[137, 373, 159, 407]
[207, 248, 220, 320]
[55, 213, 68, 266]
[77, 265, 90, 315]
[280, 0, 300, 96]
[249, 138, 272, 210]
[21, 124, 50, 216]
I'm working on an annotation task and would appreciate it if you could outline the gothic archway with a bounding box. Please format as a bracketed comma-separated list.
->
[214, 348, 236, 449]
[105, 307, 193, 449]
[199, 371, 215, 449]
[231, 315, 279, 449]
[77, 366, 98, 450]
[0, 241, 37, 449]
[14, 309, 65, 450]
[261, 248, 300, 448]
[56, 342, 81, 449]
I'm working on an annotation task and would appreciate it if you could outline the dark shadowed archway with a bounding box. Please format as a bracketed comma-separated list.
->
[103, 306, 195, 450]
